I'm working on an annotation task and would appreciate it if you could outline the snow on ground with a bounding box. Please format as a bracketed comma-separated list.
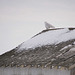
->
[19, 28, 75, 50]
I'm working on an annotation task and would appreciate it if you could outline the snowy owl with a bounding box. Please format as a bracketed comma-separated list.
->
[45, 22, 55, 29]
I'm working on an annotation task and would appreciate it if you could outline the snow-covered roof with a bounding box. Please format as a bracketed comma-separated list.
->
[0, 28, 75, 69]
[19, 28, 75, 50]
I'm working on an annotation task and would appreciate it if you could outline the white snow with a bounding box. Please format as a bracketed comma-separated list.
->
[60, 45, 72, 51]
[11, 55, 14, 58]
[19, 28, 75, 50]
[69, 47, 75, 51]
[56, 53, 62, 58]
[73, 42, 75, 44]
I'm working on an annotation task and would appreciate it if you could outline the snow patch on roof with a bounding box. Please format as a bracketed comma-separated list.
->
[69, 47, 75, 51]
[19, 28, 75, 50]
[73, 42, 75, 44]
[60, 45, 72, 51]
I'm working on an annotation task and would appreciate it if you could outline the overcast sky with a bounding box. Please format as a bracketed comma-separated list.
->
[0, 0, 75, 55]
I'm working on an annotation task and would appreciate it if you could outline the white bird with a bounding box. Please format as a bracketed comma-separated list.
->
[45, 22, 55, 29]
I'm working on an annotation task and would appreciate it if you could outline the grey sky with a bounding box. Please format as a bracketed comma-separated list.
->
[0, 0, 75, 55]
